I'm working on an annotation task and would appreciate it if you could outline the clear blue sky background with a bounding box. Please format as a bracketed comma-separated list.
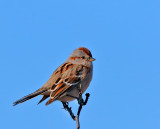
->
[0, 0, 160, 129]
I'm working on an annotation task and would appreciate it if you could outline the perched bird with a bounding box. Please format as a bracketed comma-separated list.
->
[13, 47, 95, 106]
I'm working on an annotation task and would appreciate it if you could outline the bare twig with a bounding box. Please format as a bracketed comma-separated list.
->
[62, 93, 90, 129]
[62, 102, 75, 120]
[75, 116, 80, 129]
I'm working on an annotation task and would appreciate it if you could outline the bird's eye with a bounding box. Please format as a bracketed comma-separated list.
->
[81, 56, 85, 59]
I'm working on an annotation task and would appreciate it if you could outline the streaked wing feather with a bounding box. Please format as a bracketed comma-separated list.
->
[45, 63, 84, 105]
[37, 95, 49, 105]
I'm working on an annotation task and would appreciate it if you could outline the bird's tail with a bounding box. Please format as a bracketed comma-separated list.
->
[13, 89, 47, 106]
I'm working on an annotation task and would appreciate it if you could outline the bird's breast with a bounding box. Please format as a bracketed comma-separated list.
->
[59, 64, 93, 102]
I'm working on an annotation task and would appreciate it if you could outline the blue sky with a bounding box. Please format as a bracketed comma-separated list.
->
[0, 0, 160, 129]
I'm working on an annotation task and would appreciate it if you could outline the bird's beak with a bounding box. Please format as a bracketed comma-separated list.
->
[89, 57, 96, 62]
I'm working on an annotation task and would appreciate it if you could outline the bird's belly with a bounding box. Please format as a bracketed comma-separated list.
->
[59, 71, 93, 102]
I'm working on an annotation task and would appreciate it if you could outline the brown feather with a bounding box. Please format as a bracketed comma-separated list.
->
[78, 47, 92, 57]
[37, 95, 49, 105]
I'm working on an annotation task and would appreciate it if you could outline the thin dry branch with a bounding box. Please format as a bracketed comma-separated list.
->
[62, 93, 90, 129]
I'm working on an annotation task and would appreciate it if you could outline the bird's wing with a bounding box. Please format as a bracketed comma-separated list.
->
[39, 63, 68, 91]
[45, 63, 86, 105]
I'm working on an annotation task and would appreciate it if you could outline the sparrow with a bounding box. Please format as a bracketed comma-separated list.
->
[13, 47, 95, 106]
